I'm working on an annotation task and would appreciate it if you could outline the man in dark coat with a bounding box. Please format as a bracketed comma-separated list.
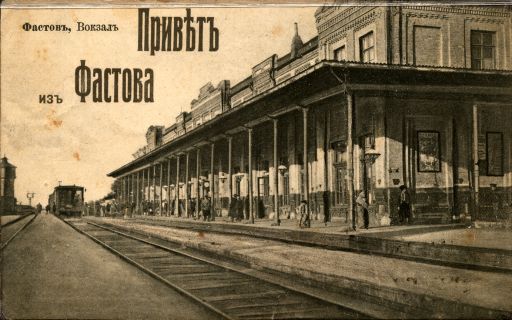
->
[201, 195, 211, 221]
[323, 191, 330, 225]
[356, 191, 369, 229]
[189, 198, 196, 219]
[36, 203, 42, 214]
[398, 185, 411, 224]
[257, 198, 265, 219]
[228, 195, 238, 222]
[244, 197, 250, 220]
[236, 195, 244, 221]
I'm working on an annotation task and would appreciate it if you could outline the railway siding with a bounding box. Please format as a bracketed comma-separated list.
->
[1, 213, 37, 251]
[1, 214, 223, 319]
[84, 217, 512, 319]
[66, 219, 366, 320]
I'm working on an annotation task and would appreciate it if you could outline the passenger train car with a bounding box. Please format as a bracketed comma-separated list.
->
[48, 185, 85, 217]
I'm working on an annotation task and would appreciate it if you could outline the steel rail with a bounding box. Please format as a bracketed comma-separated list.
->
[1, 212, 34, 227]
[0, 213, 38, 251]
[62, 218, 236, 320]
[80, 220, 368, 319]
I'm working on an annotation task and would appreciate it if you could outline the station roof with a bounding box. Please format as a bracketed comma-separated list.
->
[54, 185, 85, 189]
[108, 61, 512, 178]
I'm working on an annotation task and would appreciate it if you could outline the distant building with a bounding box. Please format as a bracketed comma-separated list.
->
[109, 5, 512, 226]
[0, 157, 17, 214]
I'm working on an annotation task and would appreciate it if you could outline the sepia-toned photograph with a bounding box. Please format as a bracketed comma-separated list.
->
[1, 1, 512, 319]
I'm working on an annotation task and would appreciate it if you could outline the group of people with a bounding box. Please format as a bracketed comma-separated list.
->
[129, 196, 213, 221]
[355, 184, 412, 230]
[38, 202, 56, 214]
[225, 194, 257, 222]
[228, 194, 306, 225]
[80, 185, 413, 230]
[83, 201, 116, 216]
[227, 194, 244, 222]
[31, 202, 58, 215]
[139, 198, 199, 217]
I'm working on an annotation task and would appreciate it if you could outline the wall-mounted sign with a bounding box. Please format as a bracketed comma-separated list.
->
[417, 131, 441, 172]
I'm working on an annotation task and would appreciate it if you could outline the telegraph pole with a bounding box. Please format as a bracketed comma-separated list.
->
[26, 192, 35, 207]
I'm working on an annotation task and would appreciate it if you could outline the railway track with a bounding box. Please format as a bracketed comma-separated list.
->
[1, 213, 38, 251]
[65, 219, 368, 320]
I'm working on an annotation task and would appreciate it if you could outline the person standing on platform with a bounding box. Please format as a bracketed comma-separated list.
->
[201, 195, 212, 221]
[36, 203, 42, 215]
[298, 200, 310, 228]
[323, 191, 330, 226]
[356, 191, 369, 229]
[398, 185, 411, 225]
[257, 198, 265, 219]
[163, 201, 168, 217]
[235, 195, 244, 222]
[148, 202, 154, 216]
[228, 194, 238, 222]
[179, 199, 186, 218]
[190, 198, 196, 219]
[170, 199, 175, 216]
[244, 196, 250, 220]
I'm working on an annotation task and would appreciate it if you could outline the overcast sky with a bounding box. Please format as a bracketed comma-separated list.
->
[1, 6, 318, 206]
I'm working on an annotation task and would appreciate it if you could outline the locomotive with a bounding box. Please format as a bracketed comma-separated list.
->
[48, 185, 85, 217]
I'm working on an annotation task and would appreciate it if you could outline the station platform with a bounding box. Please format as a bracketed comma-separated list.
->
[2, 214, 220, 319]
[1, 214, 24, 225]
[91, 213, 512, 273]
[85, 216, 512, 319]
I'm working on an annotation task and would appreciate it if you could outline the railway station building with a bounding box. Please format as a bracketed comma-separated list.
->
[1, 156, 17, 215]
[108, 5, 512, 227]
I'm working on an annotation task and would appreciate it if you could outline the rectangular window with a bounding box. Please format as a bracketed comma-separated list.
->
[471, 30, 496, 70]
[364, 133, 375, 151]
[334, 165, 346, 205]
[282, 173, 289, 206]
[487, 132, 503, 176]
[258, 177, 269, 197]
[359, 32, 375, 63]
[235, 178, 241, 196]
[333, 148, 344, 164]
[333, 45, 346, 61]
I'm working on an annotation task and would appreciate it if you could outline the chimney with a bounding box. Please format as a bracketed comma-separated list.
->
[290, 22, 304, 59]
